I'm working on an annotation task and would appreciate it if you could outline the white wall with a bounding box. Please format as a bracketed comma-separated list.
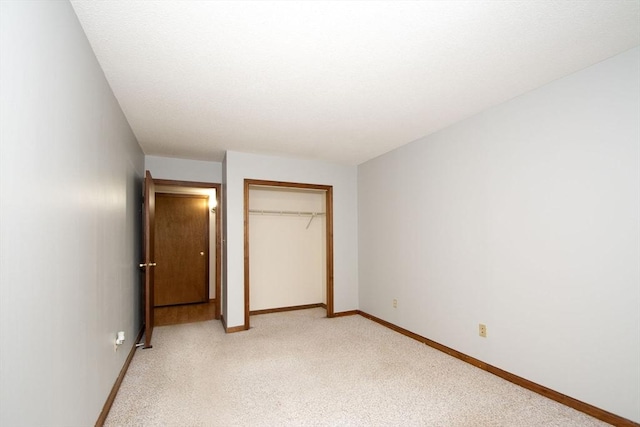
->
[0, 2, 144, 426]
[221, 156, 229, 319]
[145, 155, 222, 183]
[358, 47, 640, 422]
[224, 151, 358, 327]
[249, 187, 326, 310]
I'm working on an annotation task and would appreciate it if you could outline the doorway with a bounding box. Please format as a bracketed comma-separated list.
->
[152, 179, 221, 326]
[243, 179, 334, 330]
[154, 193, 209, 306]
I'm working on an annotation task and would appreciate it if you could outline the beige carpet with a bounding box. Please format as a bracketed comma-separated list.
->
[106, 308, 608, 426]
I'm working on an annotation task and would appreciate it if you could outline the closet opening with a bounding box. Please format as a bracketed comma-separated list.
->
[243, 179, 334, 329]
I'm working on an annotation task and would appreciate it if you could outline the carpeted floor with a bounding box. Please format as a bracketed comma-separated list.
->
[105, 308, 608, 426]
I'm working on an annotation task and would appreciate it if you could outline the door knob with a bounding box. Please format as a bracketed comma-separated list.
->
[200, 252, 204, 256]
[139, 262, 157, 268]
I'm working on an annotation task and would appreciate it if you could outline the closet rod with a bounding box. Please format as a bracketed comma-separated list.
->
[248, 209, 326, 216]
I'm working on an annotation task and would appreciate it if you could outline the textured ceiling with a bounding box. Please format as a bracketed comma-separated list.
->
[70, 1, 640, 165]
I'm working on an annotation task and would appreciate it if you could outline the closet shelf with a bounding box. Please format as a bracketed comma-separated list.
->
[249, 209, 326, 229]
[248, 209, 326, 217]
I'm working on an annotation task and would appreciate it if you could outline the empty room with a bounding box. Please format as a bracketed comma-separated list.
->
[1, 1, 638, 426]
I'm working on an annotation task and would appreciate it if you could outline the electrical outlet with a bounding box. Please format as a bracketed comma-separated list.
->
[393, 299, 397, 308]
[479, 324, 487, 338]
[114, 331, 125, 352]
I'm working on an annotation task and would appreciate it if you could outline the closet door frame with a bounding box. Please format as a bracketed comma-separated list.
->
[243, 179, 334, 329]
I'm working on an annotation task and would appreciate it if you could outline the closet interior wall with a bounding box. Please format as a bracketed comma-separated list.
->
[249, 186, 326, 311]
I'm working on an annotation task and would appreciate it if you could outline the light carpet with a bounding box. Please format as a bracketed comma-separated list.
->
[105, 308, 608, 426]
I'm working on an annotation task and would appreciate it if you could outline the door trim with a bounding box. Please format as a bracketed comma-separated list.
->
[243, 179, 334, 330]
[153, 179, 222, 320]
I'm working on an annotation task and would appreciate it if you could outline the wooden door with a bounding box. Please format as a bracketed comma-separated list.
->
[154, 193, 209, 306]
[142, 171, 156, 348]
